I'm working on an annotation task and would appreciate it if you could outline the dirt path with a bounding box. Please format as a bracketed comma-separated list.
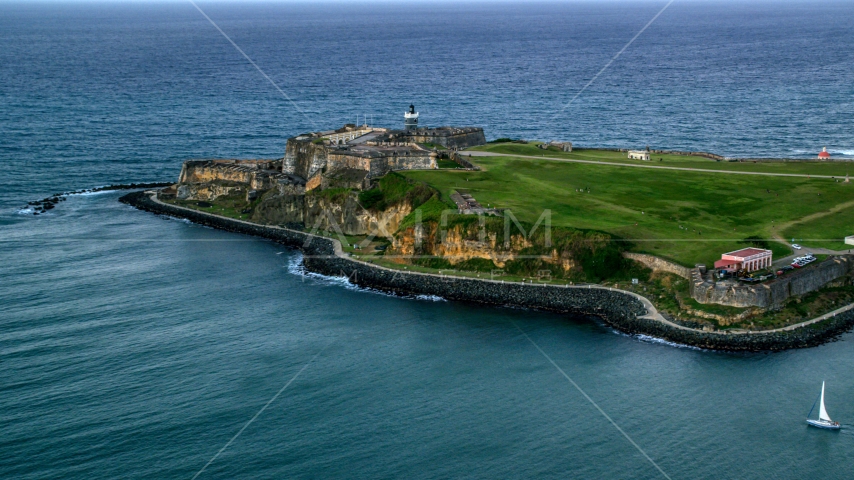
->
[769, 198, 854, 257]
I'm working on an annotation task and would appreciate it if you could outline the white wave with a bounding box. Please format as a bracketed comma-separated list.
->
[286, 253, 446, 302]
[68, 189, 115, 197]
[414, 294, 446, 302]
[634, 334, 703, 351]
[16, 207, 35, 215]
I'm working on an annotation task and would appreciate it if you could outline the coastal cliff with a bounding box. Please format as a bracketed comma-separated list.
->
[246, 187, 415, 237]
[120, 190, 854, 352]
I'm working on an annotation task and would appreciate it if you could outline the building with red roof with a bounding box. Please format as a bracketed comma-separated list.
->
[714, 247, 773, 273]
[818, 147, 831, 159]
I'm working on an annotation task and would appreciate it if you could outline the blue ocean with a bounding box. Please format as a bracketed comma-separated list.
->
[2, 2, 854, 478]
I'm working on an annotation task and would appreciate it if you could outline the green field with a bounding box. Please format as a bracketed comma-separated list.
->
[471, 142, 854, 177]
[782, 206, 854, 251]
[402, 144, 854, 266]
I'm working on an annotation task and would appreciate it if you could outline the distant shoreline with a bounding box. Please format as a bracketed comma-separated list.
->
[119, 190, 854, 352]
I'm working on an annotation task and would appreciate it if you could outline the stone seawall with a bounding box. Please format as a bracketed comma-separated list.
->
[120, 191, 854, 352]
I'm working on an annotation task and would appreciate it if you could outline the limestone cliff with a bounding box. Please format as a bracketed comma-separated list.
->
[250, 189, 413, 238]
[387, 216, 622, 281]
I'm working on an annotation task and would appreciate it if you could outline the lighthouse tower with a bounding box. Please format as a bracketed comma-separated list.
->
[404, 104, 419, 131]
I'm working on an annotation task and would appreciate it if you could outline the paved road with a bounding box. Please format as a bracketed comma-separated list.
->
[463, 151, 844, 179]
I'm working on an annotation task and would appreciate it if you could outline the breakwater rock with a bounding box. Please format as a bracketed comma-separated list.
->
[24, 182, 173, 215]
[120, 191, 854, 352]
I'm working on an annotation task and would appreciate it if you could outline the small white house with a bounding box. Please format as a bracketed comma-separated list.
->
[845, 235, 854, 246]
[628, 150, 650, 161]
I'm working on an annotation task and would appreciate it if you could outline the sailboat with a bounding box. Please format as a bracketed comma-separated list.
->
[806, 381, 841, 430]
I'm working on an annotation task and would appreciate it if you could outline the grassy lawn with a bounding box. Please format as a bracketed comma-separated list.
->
[470, 142, 854, 177]
[782, 204, 854, 251]
[401, 151, 854, 266]
[171, 193, 255, 221]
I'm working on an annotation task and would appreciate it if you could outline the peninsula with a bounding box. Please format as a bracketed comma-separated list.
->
[121, 106, 854, 351]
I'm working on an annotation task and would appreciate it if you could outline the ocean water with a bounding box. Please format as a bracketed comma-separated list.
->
[3, 2, 854, 479]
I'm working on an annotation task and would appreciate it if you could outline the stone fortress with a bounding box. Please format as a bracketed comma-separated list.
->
[285, 104, 485, 191]
[177, 105, 485, 200]
[170, 106, 486, 235]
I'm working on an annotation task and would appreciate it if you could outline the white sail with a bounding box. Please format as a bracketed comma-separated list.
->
[818, 381, 832, 422]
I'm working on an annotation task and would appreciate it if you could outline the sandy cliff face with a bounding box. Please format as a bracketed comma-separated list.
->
[250, 190, 412, 237]
[390, 221, 583, 273]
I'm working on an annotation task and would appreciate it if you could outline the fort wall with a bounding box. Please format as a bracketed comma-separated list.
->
[284, 139, 327, 180]
[622, 252, 692, 279]
[405, 128, 486, 149]
[691, 255, 854, 308]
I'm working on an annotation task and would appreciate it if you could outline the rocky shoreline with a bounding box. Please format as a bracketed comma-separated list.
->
[120, 190, 854, 352]
[25, 182, 173, 215]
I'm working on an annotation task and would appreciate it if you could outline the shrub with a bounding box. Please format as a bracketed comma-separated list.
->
[358, 188, 384, 210]
[358, 172, 436, 212]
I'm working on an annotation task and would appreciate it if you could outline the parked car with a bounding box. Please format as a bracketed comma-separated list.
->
[781, 265, 794, 272]
[792, 244, 802, 250]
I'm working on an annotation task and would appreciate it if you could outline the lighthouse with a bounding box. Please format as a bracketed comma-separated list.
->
[818, 147, 831, 160]
[404, 104, 419, 131]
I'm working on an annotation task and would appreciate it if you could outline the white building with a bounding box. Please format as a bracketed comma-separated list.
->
[628, 150, 650, 161]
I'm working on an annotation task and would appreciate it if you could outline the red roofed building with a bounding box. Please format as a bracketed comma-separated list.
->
[714, 247, 773, 273]
[818, 147, 831, 159]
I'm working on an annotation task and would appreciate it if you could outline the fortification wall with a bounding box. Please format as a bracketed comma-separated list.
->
[176, 160, 290, 201]
[691, 255, 854, 308]
[623, 252, 692, 279]
[407, 129, 486, 149]
[368, 152, 434, 177]
[179, 161, 254, 185]
[284, 139, 327, 180]
[326, 153, 371, 172]
[449, 152, 478, 169]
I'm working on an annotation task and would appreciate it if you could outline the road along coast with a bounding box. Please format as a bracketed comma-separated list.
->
[120, 190, 854, 352]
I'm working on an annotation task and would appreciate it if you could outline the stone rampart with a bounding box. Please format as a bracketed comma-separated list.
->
[284, 139, 327, 180]
[177, 160, 295, 201]
[449, 152, 478, 169]
[404, 128, 486, 149]
[119, 191, 854, 351]
[692, 255, 854, 308]
[622, 252, 691, 279]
